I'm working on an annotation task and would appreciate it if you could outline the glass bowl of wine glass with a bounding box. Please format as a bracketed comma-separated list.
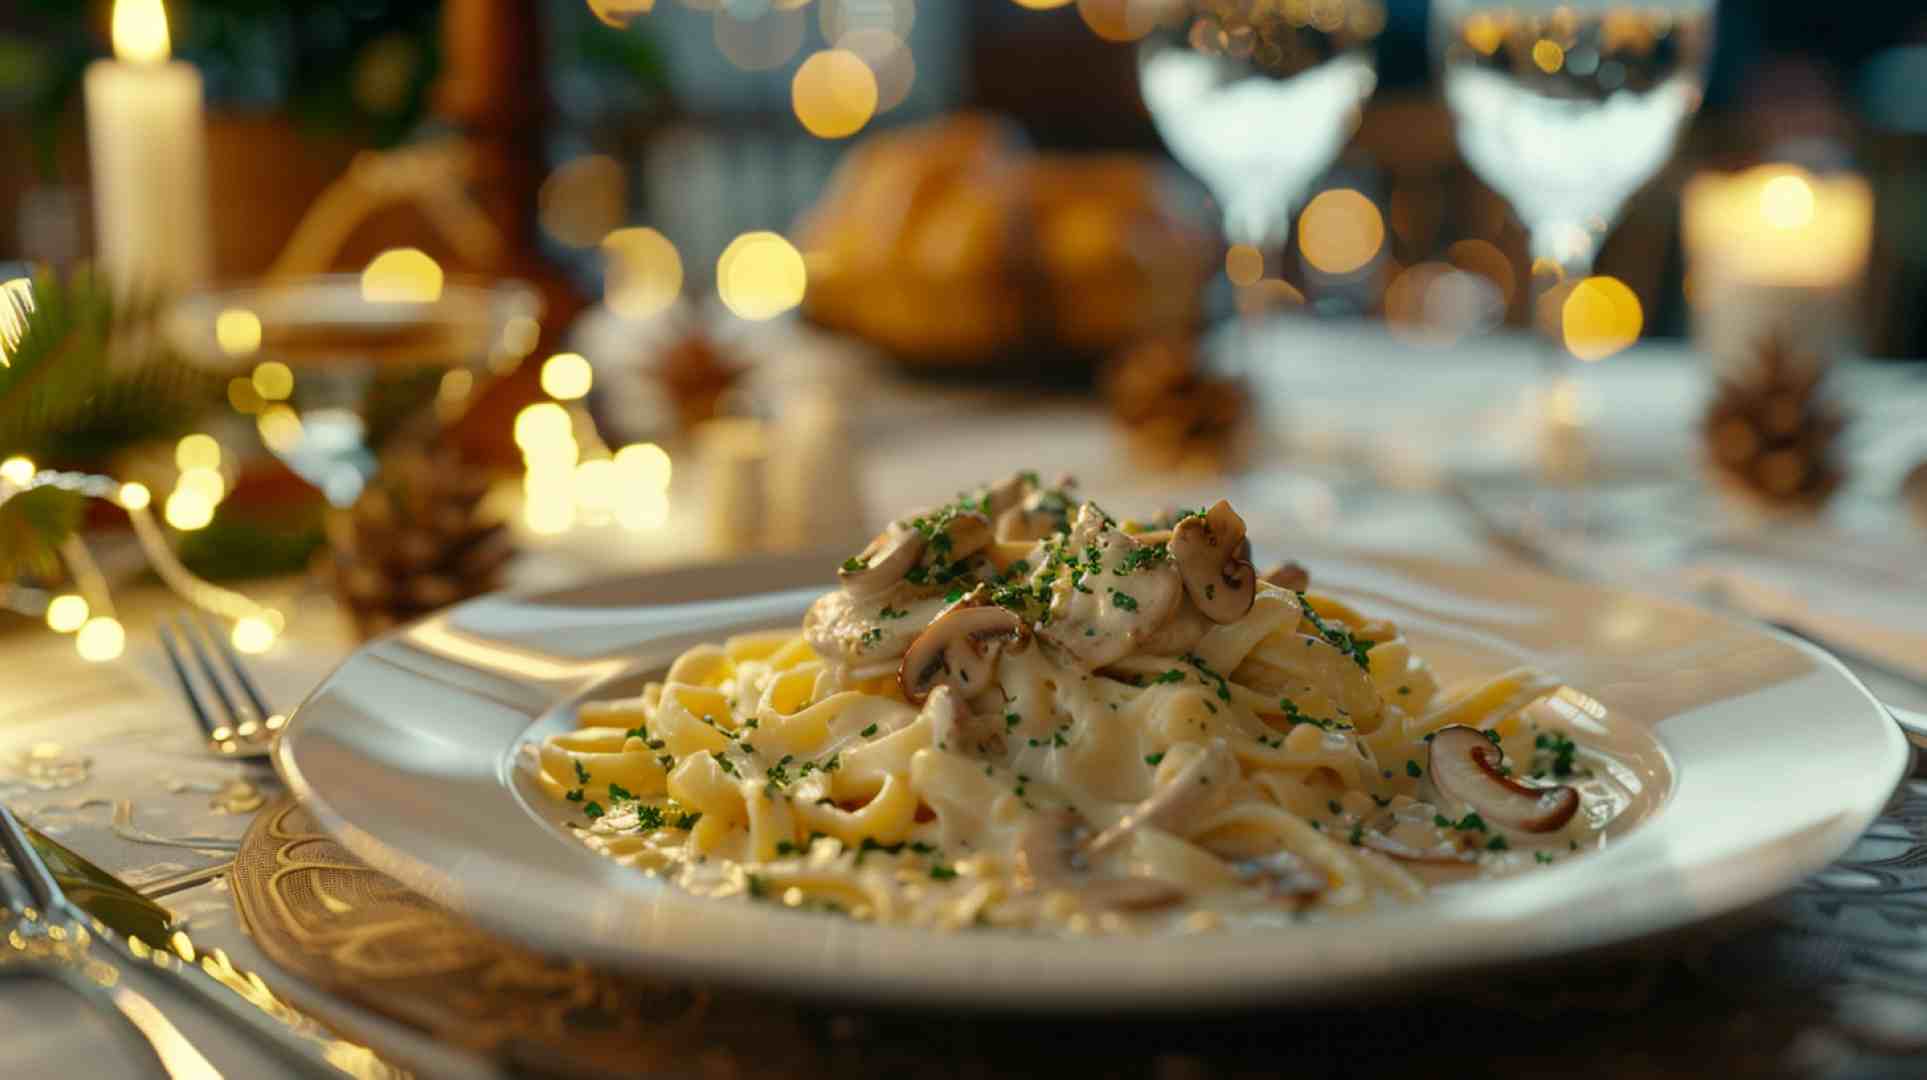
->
[163, 274, 542, 505]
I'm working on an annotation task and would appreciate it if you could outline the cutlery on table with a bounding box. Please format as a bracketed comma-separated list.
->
[1, 800, 395, 1077]
[159, 615, 282, 761]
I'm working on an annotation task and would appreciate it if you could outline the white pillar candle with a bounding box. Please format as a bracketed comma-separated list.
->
[84, 0, 211, 295]
[1682, 164, 1872, 371]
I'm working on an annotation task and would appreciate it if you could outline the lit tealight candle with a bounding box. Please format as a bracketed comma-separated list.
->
[1682, 164, 1872, 367]
[84, 0, 211, 295]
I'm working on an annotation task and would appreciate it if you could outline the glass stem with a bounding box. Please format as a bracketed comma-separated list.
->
[1528, 225, 1599, 535]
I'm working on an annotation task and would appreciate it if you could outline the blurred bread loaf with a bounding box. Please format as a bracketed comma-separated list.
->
[797, 113, 1208, 367]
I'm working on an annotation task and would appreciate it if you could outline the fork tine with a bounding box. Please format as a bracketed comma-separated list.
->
[174, 616, 241, 726]
[0, 834, 35, 914]
[159, 623, 219, 738]
[0, 802, 63, 914]
[195, 614, 273, 719]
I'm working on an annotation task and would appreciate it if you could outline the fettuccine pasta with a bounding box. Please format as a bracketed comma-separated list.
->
[535, 474, 1628, 933]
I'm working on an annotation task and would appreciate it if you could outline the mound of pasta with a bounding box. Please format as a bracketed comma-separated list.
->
[537, 474, 1618, 932]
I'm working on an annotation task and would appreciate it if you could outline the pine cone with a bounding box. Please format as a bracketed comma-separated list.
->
[1103, 335, 1250, 473]
[326, 447, 512, 639]
[1701, 337, 1847, 512]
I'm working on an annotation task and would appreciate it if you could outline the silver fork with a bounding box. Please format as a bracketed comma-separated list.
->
[159, 616, 283, 760]
[0, 802, 380, 1076]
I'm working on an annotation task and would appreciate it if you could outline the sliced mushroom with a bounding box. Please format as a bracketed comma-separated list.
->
[922, 685, 1006, 757]
[1171, 500, 1257, 624]
[838, 527, 926, 597]
[898, 593, 1026, 704]
[1260, 561, 1311, 593]
[1231, 851, 1329, 904]
[1087, 741, 1238, 854]
[983, 473, 1030, 520]
[932, 510, 994, 564]
[1426, 725, 1579, 833]
[1015, 808, 1184, 912]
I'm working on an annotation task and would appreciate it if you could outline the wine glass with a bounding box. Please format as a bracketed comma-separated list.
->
[1137, 0, 1386, 358]
[1433, 0, 1716, 503]
[165, 276, 542, 505]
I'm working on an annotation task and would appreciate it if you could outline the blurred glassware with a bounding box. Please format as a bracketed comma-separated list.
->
[163, 274, 541, 505]
[1138, 0, 1384, 256]
[1434, 0, 1715, 505]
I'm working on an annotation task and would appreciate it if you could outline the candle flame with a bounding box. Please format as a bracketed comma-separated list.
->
[112, 0, 172, 64]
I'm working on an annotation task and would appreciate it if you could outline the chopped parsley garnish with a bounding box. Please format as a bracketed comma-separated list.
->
[860, 723, 879, 738]
[1534, 732, 1579, 777]
[944, 585, 966, 604]
[1109, 589, 1138, 612]
[1297, 593, 1376, 670]
[859, 627, 884, 648]
[1005, 712, 1021, 730]
[1145, 752, 1166, 766]
[674, 811, 702, 829]
[1482, 729, 1503, 746]
[878, 605, 909, 620]
[775, 841, 799, 856]
[572, 759, 590, 784]
[583, 801, 606, 819]
[1327, 800, 1343, 815]
[1183, 654, 1234, 702]
[746, 873, 767, 898]
[840, 556, 868, 573]
[1433, 811, 1489, 833]
[625, 726, 648, 740]
[1406, 760, 1423, 778]
[1535, 851, 1555, 864]
[1051, 726, 1070, 747]
[1347, 825, 1364, 846]
[1276, 698, 1353, 731]
[929, 865, 958, 881]
[1118, 543, 1171, 574]
[565, 789, 584, 802]
[1485, 835, 1510, 851]
[606, 783, 636, 802]
[716, 756, 736, 776]
[657, 754, 676, 771]
[1152, 669, 1186, 685]
[856, 837, 905, 864]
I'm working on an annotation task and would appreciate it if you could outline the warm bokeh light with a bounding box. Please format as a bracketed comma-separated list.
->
[614, 442, 673, 491]
[111, 0, 171, 64]
[76, 615, 126, 662]
[791, 49, 879, 139]
[541, 352, 594, 401]
[257, 405, 303, 453]
[716, 3, 807, 71]
[175, 433, 220, 471]
[45, 594, 89, 633]
[164, 488, 215, 531]
[1234, 278, 1306, 317]
[231, 615, 277, 655]
[1760, 172, 1816, 230]
[1010, 0, 1074, 8]
[514, 402, 573, 451]
[1529, 257, 1566, 289]
[1298, 188, 1385, 276]
[360, 247, 444, 303]
[215, 308, 261, 358]
[500, 315, 541, 361]
[538, 155, 627, 248]
[617, 488, 671, 532]
[603, 227, 684, 320]
[0, 456, 33, 486]
[1446, 238, 1516, 307]
[436, 369, 475, 420]
[587, 0, 655, 28]
[1384, 261, 1504, 346]
[118, 482, 151, 510]
[1531, 38, 1564, 74]
[522, 477, 577, 536]
[820, 0, 915, 42]
[1076, 0, 1157, 42]
[840, 28, 916, 113]
[1562, 275, 1643, 361]
[573, 458, 618, 514]
[1225, 244, 1264, 287]
[177, 466, 226, 506]
[718, 231, 808, 320]
[251, 361, 294, 401]
[1462, 12, 1505, 54]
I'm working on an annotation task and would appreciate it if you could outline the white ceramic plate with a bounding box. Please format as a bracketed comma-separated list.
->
[277, 549, 1908, 1010]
